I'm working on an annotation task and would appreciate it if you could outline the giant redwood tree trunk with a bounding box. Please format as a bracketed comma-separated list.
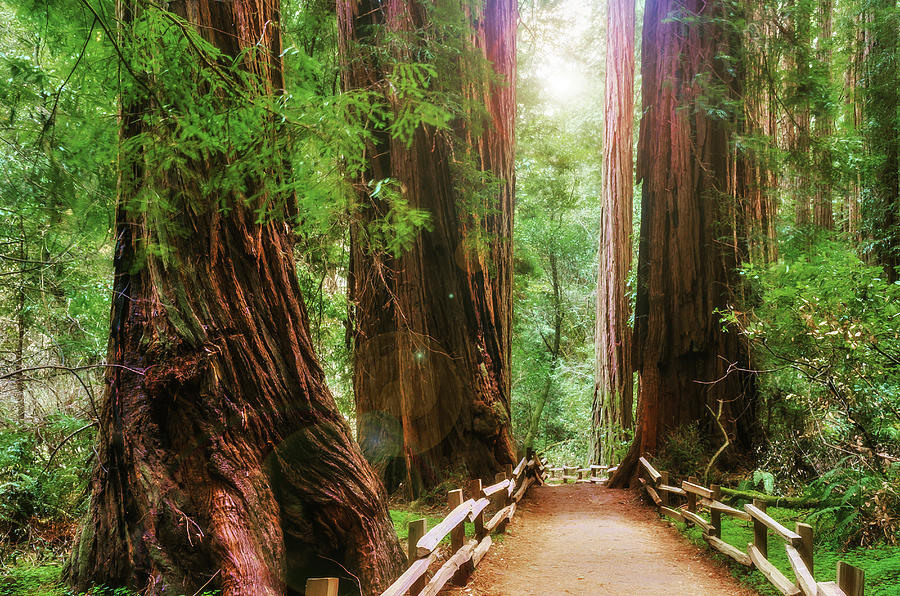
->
[66, 2, 404, 594]
[610, 0, 756, 487]
[339, 1, 517, 496]
[592, 0, 635, 466]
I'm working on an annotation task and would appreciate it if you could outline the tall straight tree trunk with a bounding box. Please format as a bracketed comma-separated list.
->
[813, 0, 835, 230]
[15, 235, 26, 422]
[66, 2, 404, 594]
[740, 3, 778, 266]
[865, 0, 899, 282]
[592, 0, 635, 466]
[610, 0, 756, 486]
[787, 0, 814, 227]
[844, 9, 867, 240]
[340, 0, 517, 496]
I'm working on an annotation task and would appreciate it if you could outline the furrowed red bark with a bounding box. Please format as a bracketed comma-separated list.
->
[66, 2, 404, 594]
[592, 0, 635, 466]
[610, 0, 756, 487]
[340, 1, 517, 496]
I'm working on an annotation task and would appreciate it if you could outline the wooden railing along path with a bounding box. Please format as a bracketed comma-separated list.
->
[304, 453, 547, 596]
[545, 464, 618, 484]
[637, 457, 866, 596]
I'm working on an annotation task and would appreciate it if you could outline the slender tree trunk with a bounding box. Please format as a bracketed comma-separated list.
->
[340, 0, 517, 496]
[592, 0, 635, 466]
[15, 235, 26, 422]
[787, 0, 814, 227]
[739, 7, 773, 266]
[610, 0, 756, 487]
[524, 251, 562, 451]
[813, 0, 835, 230]
[66, 2, 404, 594]
[844, 10, 867, 240]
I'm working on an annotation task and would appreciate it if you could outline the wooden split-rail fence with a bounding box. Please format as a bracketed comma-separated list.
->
[304, 453, 547, 596]
[545, 463, 618, 484]
[637, 457, 867, 596]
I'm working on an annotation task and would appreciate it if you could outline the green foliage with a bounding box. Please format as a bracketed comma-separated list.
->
[655, 423, 709, 480]
[510, 1, 604, 464]
[805, 462, 900, 547]
[0, 415, 94, 544]
[731, 232, 900, 544]
[752, 469, 776, 495]
[674, 507, 900, 595]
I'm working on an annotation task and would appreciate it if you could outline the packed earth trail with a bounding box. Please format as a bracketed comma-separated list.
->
[452, 484, 758, 596]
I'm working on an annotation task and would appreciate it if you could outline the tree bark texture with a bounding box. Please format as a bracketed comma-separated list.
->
[66, 2, 404, 594]
[610, 0, 756, 487]
[339, 0, 517, 496]
[592, 0, 635, 466]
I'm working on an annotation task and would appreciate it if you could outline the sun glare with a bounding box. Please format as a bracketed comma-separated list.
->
[532, 0, 595, 107]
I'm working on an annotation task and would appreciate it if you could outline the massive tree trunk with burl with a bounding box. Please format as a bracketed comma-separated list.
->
[66, 2, 404, 594]
[610, 0, 756, 487]
[339, 0, 517, 496]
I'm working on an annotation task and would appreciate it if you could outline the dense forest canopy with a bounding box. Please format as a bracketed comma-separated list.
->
[0, 0, 897, 594]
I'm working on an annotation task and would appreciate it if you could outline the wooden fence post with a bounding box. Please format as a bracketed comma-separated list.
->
[660, 471, 670, 507]
[752, 498, 768, 559]
[448, 488, 470, 585]
[837, 561, 865, 596]
[305, 578, 339, 596]
[449, 489, 464, 552]
[796, 522, 814, 577]
[687, 476, 698, 513]
[470, 479, 485, 541]
[408, 518, 427, 594]
[710, 484, 722, 539]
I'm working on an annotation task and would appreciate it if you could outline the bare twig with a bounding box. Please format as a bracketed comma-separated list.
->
[704, 400, 730, 483]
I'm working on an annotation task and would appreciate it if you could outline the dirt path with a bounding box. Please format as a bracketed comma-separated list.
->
[451, 484, 758, 596]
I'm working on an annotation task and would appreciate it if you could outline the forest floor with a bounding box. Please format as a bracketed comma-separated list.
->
[449, 483, 759, 596]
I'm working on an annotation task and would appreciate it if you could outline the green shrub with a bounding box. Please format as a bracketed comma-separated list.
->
[656, 423, 708, 479]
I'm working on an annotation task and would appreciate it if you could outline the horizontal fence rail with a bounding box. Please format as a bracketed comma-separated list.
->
[306, 452, 547, 596]
[545, 463, 618, 484]
[637, 457, 866, 596]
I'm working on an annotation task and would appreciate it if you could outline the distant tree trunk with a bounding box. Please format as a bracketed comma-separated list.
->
[813, 0, 835, 230]
[66, 2, 404, 594]
[741, 1, 779, 265]
[787, 0, 814, 227]
[843, 9, 867, 240]
[15, 235, 26, 422]
[864, 0, 899, 282]
[592, 0, 635, 466]
[610, 0, 756, 487]
[524, 250, 562, 452]
[340, 0, 517, 496]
